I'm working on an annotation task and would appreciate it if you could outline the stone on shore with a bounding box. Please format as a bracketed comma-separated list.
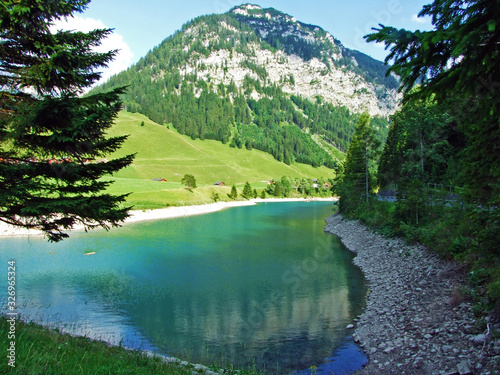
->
[457, 360, 473, 375]
[324, 213, 499, 374]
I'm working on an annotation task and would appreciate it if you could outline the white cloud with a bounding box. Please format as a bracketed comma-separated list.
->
[411, 14, 431, 25]
[51, 16, 133, 87]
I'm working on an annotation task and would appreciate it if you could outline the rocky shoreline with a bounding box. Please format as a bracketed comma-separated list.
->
[324, 214, 500, 375]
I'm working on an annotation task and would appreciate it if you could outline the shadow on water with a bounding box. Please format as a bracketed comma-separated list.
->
[292, 337, 368, 375]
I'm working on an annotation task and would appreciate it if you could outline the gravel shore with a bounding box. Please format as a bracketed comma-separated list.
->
[324, 214, 500, 375]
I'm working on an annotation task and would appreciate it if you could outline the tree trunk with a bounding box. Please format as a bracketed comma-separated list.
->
[419, 128, 424, 172]
[365, 148, 369, 203]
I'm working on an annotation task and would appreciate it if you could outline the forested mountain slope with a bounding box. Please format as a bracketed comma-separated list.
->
[93, 4, 400, 168]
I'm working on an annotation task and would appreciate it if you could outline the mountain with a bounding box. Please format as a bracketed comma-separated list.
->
[94, 4, 400, 169]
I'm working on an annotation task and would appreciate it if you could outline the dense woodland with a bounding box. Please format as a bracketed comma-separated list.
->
[92, 7, 395, 169]
[337, 0, 500, 316]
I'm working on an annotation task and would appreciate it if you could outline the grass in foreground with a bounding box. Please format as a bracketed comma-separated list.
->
[1, 317, 265, 375]
[1, 316, 192, 375]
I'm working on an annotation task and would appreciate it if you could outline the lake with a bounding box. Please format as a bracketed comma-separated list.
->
[0, 201, 367, 374]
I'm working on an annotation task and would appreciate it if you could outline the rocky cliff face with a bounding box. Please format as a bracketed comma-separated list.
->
[175, 4, 400, 117]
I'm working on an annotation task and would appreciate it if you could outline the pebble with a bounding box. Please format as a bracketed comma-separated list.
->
[457, 360, 473, 374]
[324, 214, 500, 374]
[472, 334, 487, 346]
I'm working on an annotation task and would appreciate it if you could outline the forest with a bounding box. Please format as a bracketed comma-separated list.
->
[336, 0, 500, 316]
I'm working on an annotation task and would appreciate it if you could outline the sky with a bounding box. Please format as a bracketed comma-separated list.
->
[53, 0, 434, 85]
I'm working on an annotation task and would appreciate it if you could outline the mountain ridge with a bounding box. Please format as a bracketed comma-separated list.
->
[94, 3, 400, 168]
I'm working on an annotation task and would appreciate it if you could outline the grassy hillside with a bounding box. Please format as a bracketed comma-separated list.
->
[105, 112, 337, 208]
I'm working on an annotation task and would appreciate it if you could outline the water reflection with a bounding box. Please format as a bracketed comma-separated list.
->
[0, 202, 366, 373]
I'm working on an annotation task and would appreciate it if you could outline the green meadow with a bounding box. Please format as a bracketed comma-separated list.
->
[105, 112, 336, 209]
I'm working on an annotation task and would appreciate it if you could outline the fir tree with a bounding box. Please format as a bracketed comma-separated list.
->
[228, 185, 238, 200]
[0, 0, 134, 241]
[273, 181, 282, 197]
[338, 113, 380, 214]
[241, 181, 253, 199]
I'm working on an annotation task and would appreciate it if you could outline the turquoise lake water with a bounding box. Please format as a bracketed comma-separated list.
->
[0, 201, 367, 374]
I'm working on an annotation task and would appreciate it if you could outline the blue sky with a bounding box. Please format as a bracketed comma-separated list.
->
[56, 0, 434, 83]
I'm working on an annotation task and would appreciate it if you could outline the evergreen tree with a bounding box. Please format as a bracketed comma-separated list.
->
[378, 97, 458, 189]
[228, 185, 238, 200]
[378, 97, 463, 226]
[377, 111, 406, 189]
[0, 0, 134, 241]
[273, 181, 283, 197]
[338, 113, 380, 214]
[241, 181, 253, 199]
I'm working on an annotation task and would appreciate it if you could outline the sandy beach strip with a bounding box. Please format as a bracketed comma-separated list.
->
[0, 197, 337, 238]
